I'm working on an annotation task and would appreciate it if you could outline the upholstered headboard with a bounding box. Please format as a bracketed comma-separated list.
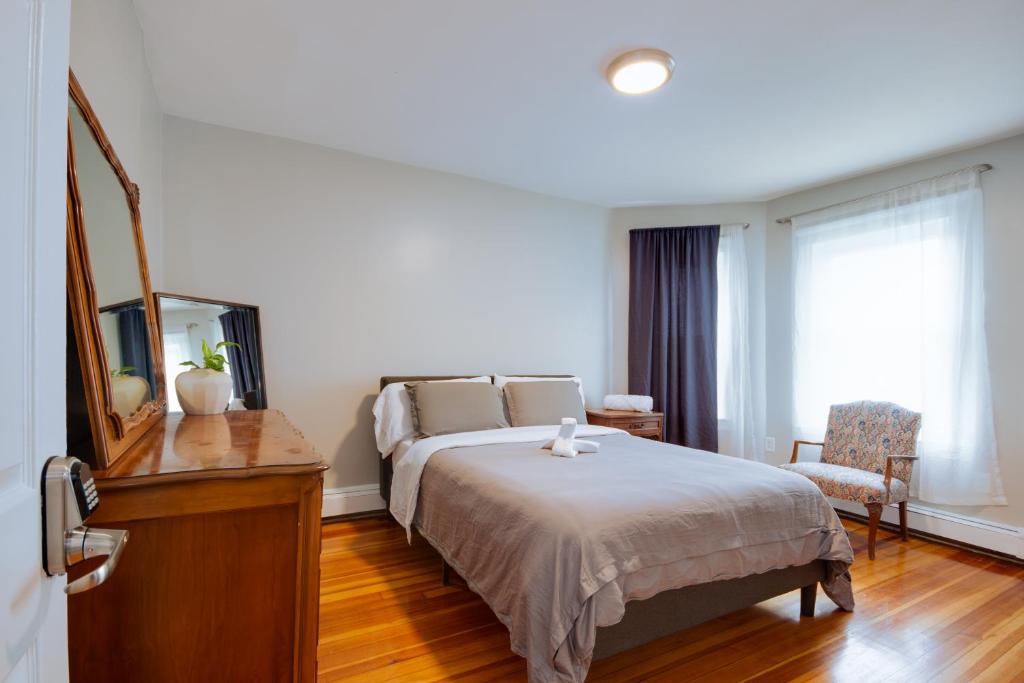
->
[379, 375, 481, 391]
[376, 374, 575, 514]
[379, 374, 573, 391]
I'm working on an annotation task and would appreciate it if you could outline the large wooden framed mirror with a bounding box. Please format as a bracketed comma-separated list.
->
[66, 71, 165, 468]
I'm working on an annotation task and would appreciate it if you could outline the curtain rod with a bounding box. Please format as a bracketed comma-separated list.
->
[631, 222, 750, 230]
[774, 163, 992, 225]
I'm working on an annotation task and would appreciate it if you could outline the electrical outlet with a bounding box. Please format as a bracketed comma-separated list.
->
[764, 436, 776, 452]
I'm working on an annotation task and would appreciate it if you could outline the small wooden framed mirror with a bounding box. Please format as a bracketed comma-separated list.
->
[66, 71, 166, 468]
[154, 292, 269, 412]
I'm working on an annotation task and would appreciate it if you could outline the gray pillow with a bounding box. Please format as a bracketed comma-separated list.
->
[406, 381, 510, 437]
[504, 380, 587, 427]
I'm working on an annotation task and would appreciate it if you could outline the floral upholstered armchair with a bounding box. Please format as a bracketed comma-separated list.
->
[780, 400, 922, 560]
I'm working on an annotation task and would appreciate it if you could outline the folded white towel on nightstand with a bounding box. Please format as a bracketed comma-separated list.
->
[603, 394, 654, 412]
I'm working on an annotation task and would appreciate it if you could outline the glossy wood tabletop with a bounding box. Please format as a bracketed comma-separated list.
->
[317, 517, 1024, 682]
[95, 409, 325, 486]
[584, 409, 664, 419]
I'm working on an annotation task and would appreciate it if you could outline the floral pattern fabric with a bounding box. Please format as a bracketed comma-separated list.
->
[820, 401, 921, 486]
[780, 461, 909, 505]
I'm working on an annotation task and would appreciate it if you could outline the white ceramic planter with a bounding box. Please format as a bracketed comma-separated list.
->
[111, 374, 150, 417]
[175, 368, 233, 415]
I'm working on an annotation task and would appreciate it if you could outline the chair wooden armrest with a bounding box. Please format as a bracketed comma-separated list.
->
[883, 455, 919, 490]
[790, 440, 825, 464]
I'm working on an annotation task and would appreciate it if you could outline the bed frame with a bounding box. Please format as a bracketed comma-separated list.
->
[377, 375, 823, 661]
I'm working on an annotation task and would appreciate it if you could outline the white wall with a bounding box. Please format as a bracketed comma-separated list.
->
[162, 116, 610, 489]
[607, 203, 769, 457]
[765, 134, 1024, 529]
[70, 0, 163, 287]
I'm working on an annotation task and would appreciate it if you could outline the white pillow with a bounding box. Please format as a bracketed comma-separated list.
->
[372, 376, 490, 457]
[493, 375, 586, 407]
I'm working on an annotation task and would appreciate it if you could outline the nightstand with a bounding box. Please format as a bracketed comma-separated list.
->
[586, 408, 664, 441]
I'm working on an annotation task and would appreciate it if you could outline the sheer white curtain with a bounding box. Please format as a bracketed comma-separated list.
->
[792, 169, 1004, 505]
[717, 224, 759, 460]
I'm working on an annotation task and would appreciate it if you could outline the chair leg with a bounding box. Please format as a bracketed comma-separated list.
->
[866, 503, 882, 560]
[899, 501, 909, 541]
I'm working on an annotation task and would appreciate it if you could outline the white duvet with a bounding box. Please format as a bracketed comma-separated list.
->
[389, 425, 625, 536]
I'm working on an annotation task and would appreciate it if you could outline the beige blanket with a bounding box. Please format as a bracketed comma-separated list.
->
[413, 433, 854, 683]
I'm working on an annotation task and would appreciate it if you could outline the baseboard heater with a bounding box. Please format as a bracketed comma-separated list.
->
[831, 498, 1023, 562]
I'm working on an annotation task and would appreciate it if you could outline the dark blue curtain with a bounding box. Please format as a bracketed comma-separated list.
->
[219, 308, 262, 408]
[117, 306, 155, 400]
[628, 225, 719, 450]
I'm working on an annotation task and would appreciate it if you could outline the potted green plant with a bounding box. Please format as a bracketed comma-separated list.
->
[175, 339, 240, 415]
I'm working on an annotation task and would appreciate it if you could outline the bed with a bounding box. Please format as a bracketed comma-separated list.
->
[377, 375, 854, 683]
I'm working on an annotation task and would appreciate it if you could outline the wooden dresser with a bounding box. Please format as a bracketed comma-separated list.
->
[67, 410, 327, 683]
[586, 408, 664, 441]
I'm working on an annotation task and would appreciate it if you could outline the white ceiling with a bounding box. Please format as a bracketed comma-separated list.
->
[132, 0, 1024, 206]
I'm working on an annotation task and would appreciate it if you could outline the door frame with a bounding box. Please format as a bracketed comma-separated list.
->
[0, 0, 72, 680]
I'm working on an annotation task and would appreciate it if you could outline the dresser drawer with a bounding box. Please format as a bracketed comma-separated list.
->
[616, 416, 662, 433]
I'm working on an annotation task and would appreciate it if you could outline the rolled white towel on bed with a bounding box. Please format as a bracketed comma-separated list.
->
[603, 394, 654, 412]
[541, 418, 602, 457]
[572, 439, 600, 453]
[551, 418, 578, 457]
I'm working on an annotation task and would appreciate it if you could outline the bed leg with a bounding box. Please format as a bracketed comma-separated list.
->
[800, 583, 817, 617]
[441, 559, 450, 586]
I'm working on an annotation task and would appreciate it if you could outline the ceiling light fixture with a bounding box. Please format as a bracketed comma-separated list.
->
[606, 48, 675, 95]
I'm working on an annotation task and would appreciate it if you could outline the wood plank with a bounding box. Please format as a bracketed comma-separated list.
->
[318, 517, 1024, 681]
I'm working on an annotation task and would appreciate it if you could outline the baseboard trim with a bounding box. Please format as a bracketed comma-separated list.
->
[322, 485, 385, 518]
[322, 509, 388, 524]
[830, 498, 1024, 561]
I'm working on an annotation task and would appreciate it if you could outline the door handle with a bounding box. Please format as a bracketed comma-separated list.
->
[41, 456, 129, 594]
[64, 527, 129, 595]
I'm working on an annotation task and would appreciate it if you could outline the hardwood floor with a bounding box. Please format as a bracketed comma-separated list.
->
[318, 516, 1024, 682]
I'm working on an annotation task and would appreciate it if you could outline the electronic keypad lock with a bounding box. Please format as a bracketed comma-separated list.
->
[42, 456, 128, 594]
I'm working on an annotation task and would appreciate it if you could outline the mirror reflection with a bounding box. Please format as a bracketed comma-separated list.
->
[157, 294, 268, 413]
[70, 98, 155, 418]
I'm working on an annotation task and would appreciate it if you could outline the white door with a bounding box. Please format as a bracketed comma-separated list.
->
[0, 1, 71, 681]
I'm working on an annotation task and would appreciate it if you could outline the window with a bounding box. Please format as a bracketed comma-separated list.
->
[716, 246, 732, 421]
[716, 224, 754, 459]
[793, 217, 954, 433]
[792, 169, 1004, 505]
